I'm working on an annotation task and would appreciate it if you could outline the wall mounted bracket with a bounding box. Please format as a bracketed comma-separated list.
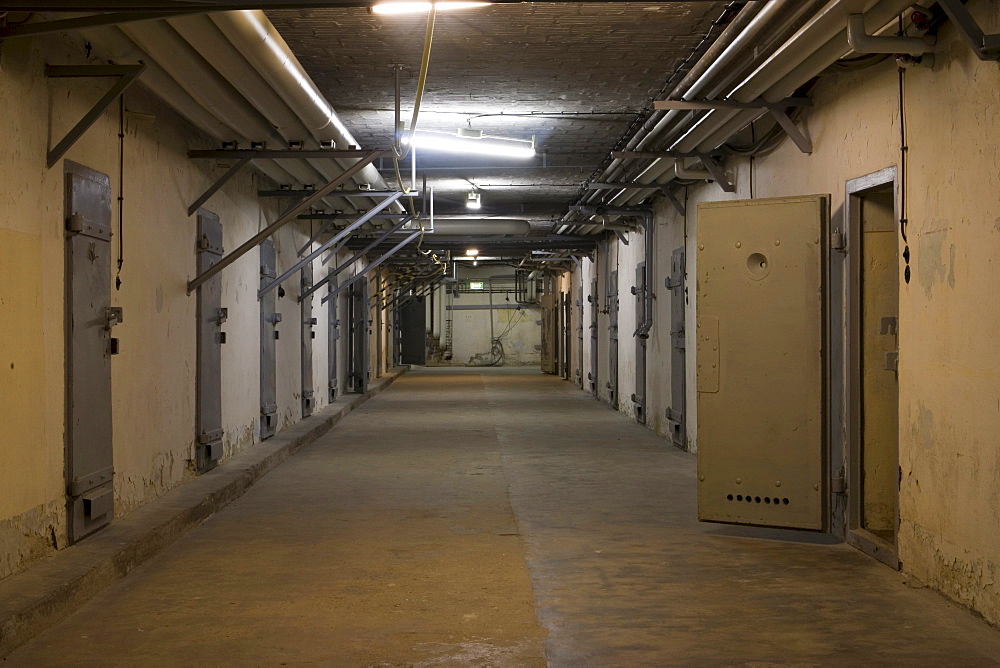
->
[186, 148, 383, 215]
[186, 152, 380, 293]
[586, 182, 686, 216]
[259, 191, 404, 300]
[321, 230, 422, 306]
[45, 64, 146, 168]
[655, 97, 813, 154]
[298, 213, 413, 303]
[937, 0, 1000, 61]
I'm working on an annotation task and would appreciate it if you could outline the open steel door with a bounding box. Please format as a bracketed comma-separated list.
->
[697, 195, 829, 530]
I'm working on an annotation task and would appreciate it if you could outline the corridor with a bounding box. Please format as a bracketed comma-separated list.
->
[6, 368, 1000, 665]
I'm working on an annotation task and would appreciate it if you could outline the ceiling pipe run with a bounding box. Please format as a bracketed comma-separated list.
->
[209, 11, 397, 208]
[430, 219, 532, 235]
[79, 25, 311, 192]
[563, 0, 919, 233]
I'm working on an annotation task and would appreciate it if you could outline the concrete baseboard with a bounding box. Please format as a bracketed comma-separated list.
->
[0, 367, 408, 658]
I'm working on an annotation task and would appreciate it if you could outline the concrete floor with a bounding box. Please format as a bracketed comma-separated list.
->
[7, 368, 1000, 665]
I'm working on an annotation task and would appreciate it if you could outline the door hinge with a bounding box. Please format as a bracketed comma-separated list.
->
[880, 316, 898, 335]
[832, 472, 846, 494]
[884, 351, 899, 372]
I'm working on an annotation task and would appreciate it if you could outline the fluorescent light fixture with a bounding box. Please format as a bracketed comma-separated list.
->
[371, 2, 490, 15]
[466, 248, 479, 256]
[403, 131, 535, 159]
[467, 192, 482, 210]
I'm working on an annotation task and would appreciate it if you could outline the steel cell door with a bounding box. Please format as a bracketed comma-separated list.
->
[259, 240, 279, 440]
[666, 247, 687, 449]
[607, 270, 619, 407]
[301, 262, 315, 418]
[588, 278, 598, 395]
[327, 274, 339, 403]
[347, 276, 369, 393]
[632, 262, 647, 424]
[195, 210, 225, 473]
[65, 162, 117, 542]
[577, 286, 584, 388]
[697, 195, 828, 530]
[399, 296, 427, 364]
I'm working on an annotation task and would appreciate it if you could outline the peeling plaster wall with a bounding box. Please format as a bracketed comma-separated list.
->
[565, 2, 1000, 624]
[0, 35, 389, 581]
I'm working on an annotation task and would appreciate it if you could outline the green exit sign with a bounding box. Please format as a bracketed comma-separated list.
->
[469, 281, 485, 290]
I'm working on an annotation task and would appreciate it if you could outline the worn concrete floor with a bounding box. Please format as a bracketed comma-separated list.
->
[7, 368, 1000, 665]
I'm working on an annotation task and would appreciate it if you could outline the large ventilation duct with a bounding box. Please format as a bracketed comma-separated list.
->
[430, 219, 532, 236]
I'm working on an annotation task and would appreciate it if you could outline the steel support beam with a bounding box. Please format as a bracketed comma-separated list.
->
[611, 149, 720, 160]
[652, 97, 812, 111]
[0, 11, 197, 38]
[587, 182, 685, 216]
[260, 189, 410, 198]
[187, 157, 250, 216]
[298, 215, 412, 303]
[186, 152, 379, 294]
[298, 213, 412, 221]
[7, 1, 733, 10]
[698, 155, 736, 193]
[937, 0, 1000, 61]
[321, 231, 422, 305]
[259, 191, 403, 300]
[45, 64, 146, 168]
[189, 148, 385, 160]
[654, 98, 813, 154]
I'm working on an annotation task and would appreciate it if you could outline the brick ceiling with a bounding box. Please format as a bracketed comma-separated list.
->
[267, 1, 730, 222]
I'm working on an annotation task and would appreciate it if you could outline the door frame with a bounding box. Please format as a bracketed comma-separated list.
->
[843, 166, 901, 569]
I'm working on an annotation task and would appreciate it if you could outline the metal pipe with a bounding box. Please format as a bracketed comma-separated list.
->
[846, 12, 933, 54]
[209, 10, 394, 199]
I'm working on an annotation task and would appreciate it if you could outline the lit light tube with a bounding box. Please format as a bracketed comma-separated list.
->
[402, 133, 535, 159]
[371, 2, 491, 15]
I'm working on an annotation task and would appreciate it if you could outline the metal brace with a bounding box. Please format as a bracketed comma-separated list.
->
[46, 64, 146, 168]
[932, 0, 999, 61]
[696, 155, 736, 193]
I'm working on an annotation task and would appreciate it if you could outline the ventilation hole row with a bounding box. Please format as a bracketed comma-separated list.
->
[726, 494, 790, 505]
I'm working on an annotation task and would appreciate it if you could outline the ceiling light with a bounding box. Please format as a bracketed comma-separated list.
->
[403, 131, 535, 159]
[467, 192, 482, 210]
[371, 2, 490, 15]
[467, 248, 479, 256]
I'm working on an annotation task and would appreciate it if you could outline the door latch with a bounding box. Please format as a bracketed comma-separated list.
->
[831, 227, 847, 252]
[105, 307, 123, 330]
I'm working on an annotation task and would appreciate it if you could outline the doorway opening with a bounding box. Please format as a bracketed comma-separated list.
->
[846, 168, 900, 568]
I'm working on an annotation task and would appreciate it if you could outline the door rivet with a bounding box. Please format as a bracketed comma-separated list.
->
[735, 241, 742, 248]
[698, 474, 705, 482]
[735, 477, 742, 484]
[698, 244, 705, 250]
[774, 240, 781, 246]
[775, 481, 781, 487]
[814, 483, 820, 491]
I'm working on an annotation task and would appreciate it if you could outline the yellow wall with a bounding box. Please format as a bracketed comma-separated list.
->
[0, 34, 383, 579]
[568, 2, 1000, 624]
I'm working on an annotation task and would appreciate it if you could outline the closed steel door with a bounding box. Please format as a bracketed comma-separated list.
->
[195, 210, 224, 472]
[697, 195, 828, 530]
[65, 162, 116, 542]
